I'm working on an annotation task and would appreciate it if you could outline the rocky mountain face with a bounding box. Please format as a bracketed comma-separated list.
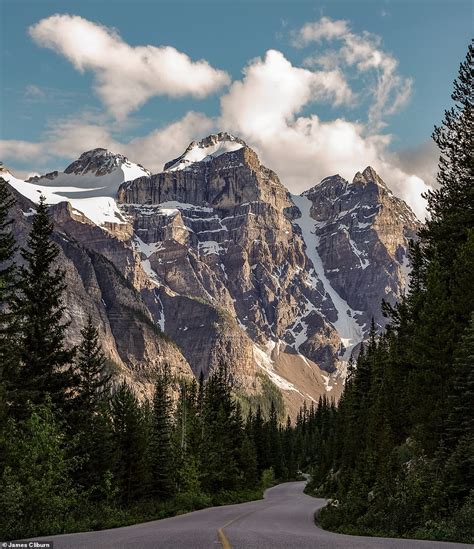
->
[0, 134, 420, 417]
[0, 170, 193, 400]
[300, 167, 418, 334]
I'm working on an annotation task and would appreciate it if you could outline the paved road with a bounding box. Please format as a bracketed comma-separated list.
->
[26, 482, 469, 548]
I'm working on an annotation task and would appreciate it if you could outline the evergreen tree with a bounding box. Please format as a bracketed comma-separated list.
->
[422, 40, 473, 266]
[0, 178, 18, 420]
[200, 363, 241, 492]
[239, 434, 258, 487]
[70, 315, 114, 496]
[446, 314, 474, 446]
[149, 365, 175, 500]
[110, 383, 147, 503]
[13, 196, 76, 414]
[268, 401, 283, 478]
[74, 315, 112, 418]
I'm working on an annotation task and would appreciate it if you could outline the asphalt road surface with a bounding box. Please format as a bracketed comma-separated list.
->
[25, 481, 469, 548]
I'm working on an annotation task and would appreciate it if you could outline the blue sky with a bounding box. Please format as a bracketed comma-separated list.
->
[0, 0, 472, 216]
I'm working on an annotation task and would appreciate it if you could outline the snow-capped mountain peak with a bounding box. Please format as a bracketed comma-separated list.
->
[164, 132, 246, 172]
[64, 148, 150, 179]
[2, 150, 150, 228]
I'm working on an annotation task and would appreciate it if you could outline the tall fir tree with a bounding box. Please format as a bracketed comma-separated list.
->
[74, 315, 112, 418]
[110, 383, 148, 503]
[149, 364, 175, 500]
[0, 179, 17, 420]
[422, 40, 473, 266]
[201, 363, 241, 493]
[72, 315, 114, 495]
[13, 196, 76, 414]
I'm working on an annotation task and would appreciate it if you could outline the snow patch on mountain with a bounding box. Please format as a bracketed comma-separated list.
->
[165, 133, 244, 172]
[3, 169, 127, 226]
[291, 194, 364, 358]
[253, 342, 304, 394]
[2, 151, 149, 228]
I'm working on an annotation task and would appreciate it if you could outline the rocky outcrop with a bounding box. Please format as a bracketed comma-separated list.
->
[117, 135, 341, 377]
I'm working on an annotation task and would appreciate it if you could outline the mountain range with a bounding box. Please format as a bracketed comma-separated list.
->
[0, 132, 420, 416]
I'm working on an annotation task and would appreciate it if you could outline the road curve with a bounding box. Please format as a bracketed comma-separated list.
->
[27, 481, 468, 548]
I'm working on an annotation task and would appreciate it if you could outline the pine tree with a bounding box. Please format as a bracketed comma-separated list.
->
[0, 401, 76, 539]
[110, 383, 148, 503]
[74, 315, 111, 417]
[71, 315, 114, 495]
[446, 314, 474, 446]
[268, 400, 283, 478]
[149, 365, 175, 500]
[251, 404, 269, 474]
[422, 40, 473, 266]
[13, 196, 76, 414]
[201, 363, 241, 492]
[0, 178, 18, 420]
[239, 434, 258, 487]
[0, 178, 16, 301]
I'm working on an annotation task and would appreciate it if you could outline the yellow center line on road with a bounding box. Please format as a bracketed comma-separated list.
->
[217, 503, 278, 549]
[217, 527, 232, 549]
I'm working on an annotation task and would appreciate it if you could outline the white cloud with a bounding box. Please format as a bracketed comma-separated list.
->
[0, 107, 431, 219]
[295, 17, 413, 131]
[219, 49, 429, 219]
[391, 140, 439, 188]
[29, 14, 230, 120]
[292, 16, 350, 46]
[0, 140, 45, 160]
[123, 112, 215, 172]
[220, 49, 353, 137]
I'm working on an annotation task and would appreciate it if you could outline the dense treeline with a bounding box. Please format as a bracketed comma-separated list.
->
[300, 42, 474, 543]
[0, 190, 305, 539]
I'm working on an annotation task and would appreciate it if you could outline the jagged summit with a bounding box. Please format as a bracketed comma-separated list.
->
[164, 132, 246, 172]
[302, 167, 390, 197]
[302, 174, 347, 196]
[65, 148, 150, 178]
[353, 166, 389, 190]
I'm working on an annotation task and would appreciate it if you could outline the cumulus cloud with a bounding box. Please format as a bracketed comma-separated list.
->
[0, 140, 45, 160]
[123, 112, 215, 172]
[219, 49, 429, 219]
[0, 108, 431, 219]
[391, 140, 439, 188]
[220, 49, 353, 137]
[295, 16, 413, 131]
[29, 14, 230, 120]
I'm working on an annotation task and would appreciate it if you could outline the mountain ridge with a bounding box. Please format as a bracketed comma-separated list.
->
[0, 134, 420, 416]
